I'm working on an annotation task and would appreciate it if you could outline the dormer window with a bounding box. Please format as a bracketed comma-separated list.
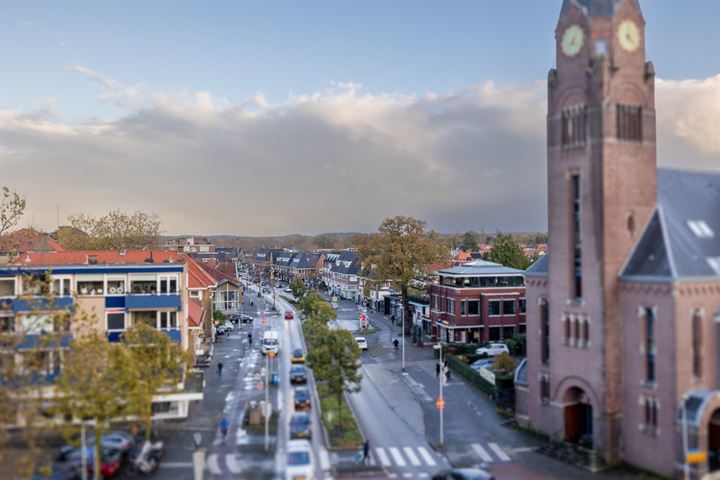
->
[687, 220, 714, 239]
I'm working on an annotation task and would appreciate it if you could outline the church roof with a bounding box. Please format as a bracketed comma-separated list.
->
[524, 253, 549, 276]
[561, 0, 621, 17]
[621, 168, 720, 282]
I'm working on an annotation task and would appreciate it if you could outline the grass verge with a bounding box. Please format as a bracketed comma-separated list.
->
[317, 383, 363, 450]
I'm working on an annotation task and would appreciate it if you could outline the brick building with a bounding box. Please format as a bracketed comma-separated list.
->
[430, 260, 526, 344]
[516, 1, 720, 477]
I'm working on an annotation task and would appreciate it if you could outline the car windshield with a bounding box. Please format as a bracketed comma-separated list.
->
[295, 389, 308, 399]
[291, 366, 304, 374]
[293, 350, 302, 356]
[287, 451, 311, 466]
[291, 415, 309, 426]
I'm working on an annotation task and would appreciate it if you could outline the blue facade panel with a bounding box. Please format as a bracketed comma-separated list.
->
[107, 331, 124, 343]
[125, 294, 181, 310]
[163, 329, 181, 343]
[105, 296, 126, 309]
[12, 296, 74, 312]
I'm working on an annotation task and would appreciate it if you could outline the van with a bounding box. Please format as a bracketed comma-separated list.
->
[261, 330, 280, 355]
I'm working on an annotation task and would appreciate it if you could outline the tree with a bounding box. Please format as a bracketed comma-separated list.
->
[61, 210, 162, 250]
[299, 291, 336, 325]
[313, 234, 337, 249]
[122, 324, 190, 438]
[0, 186, 26, 236]
[492, 352, 516, 373]
[213, 309, 226, 325]
[488, 232, 530, 270]
[461, 231, 479, 252]
[55, 334, 137, 480]
[290, 278, 308, 300]
[361, 216, 442, 332]
[305, 325, 361, 428]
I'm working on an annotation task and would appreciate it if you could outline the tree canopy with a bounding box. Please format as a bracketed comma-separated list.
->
[290, 278, 308, 300]
[488, 231, 530, 270]
[461, 231, 479, 252]
[0, 186, 26, 237]
[60, 210, 162, 250]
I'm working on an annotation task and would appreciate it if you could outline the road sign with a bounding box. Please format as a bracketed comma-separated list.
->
[436, 397, 446, 410]
[687, 450, 707, 464]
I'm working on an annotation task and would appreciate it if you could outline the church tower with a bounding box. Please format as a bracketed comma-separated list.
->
[524, 0, 657, 464]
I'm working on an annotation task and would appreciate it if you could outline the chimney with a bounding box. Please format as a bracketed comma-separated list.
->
[87, 255, 98, 265]
[145, 251, 154, 263]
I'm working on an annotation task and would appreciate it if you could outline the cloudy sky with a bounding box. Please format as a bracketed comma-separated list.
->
[1, 1, 718, 236]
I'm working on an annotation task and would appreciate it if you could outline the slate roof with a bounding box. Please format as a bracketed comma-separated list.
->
[525, 254, 549, 276]
[290, 253, 320, 270]
[561, 0, 622, 17]
[621, 169, 720, 281]
[274, 252, 296, 267]
[437, 259, 524, 277]
[330, 251, 359, 275]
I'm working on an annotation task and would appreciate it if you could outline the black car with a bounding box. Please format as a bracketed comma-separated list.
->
[239, 314, 254, 324]
[289, 365, 307, 384]
[289, 412, 312, 439]
[294, 387, 311, 410]
[431, 468, 495, 480]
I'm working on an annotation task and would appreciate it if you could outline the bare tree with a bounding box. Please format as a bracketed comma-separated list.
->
[0, 186, 26, 236]
[62, 210, 162, 250]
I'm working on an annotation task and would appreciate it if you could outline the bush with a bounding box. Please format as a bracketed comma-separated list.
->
[492, 353, 516, 373]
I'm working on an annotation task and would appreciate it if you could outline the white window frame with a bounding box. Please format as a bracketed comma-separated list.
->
[106, 311, 126, 332]
[105, 276, 127, 296]
[158, 311, 178, 330]
[0, 277, 16, 297]
[51, 276, 73, 297]
[158, 274, 179, 295]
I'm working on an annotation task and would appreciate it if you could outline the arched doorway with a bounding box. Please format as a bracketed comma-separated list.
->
[708, 409, 720, 471]
[563, 386, 593, 449]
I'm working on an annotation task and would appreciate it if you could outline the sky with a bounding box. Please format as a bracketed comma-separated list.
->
[1, 0, 719, 236]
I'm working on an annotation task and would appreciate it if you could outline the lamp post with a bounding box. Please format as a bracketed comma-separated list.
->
[434, 342, 444, 446]
[265, 351, 275, 451]
[402, 306, 406, 371]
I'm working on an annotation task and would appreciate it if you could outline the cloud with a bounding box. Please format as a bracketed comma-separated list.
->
[1, 75, 718, 236]
[68, 63, 144, 108]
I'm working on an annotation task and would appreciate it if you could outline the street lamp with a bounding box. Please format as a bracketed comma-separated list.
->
[433, 342, 445, 446]
[401, 306, 406, 371]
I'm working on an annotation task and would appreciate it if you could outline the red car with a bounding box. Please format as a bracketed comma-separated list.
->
[284, 311, 294, 320]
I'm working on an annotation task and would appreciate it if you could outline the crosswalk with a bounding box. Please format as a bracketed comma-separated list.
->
[372, 442, 511, 475]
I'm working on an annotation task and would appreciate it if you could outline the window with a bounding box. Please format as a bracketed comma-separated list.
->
[561, 106, 588, 147]
[106, 278, 126, 295]
[130, 279, 157, 295]
[468, 300, 480, 316]
[687, 220, 714, 239]
[0, 278, 15, 297]
[502, 300, 516, 315]
[52, 277, 71, 296]
[565, 316, 571, 345]
[159, 311, 177, 329]
[616, 104, 642, 141]
[447, 299, 455, 315]
[431, 294, 440, 311]
[77, 278, 104, 295]
[540, 299, 550, 364]
[133, 311, 157, 328]
[540, 374, 550, 404]
[644, 397, 658, 434]
[574, 317, 580, 344]
[159, 276, 178, 294]
[22, 275, 50, 295]
[692, 310, 702, 378]
[519, 298, 527, 314]
[488, 300, 501, 316]
[107, 312, 126, 331]
[645, 307, 655, 384]
[571, 174, 582, 300]
[0, 313, 14, 333]
[583, 318, 590, 346]
[460, 300, 467, 316]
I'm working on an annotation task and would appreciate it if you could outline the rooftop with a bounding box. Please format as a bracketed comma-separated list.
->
[436, 259, 524, 276]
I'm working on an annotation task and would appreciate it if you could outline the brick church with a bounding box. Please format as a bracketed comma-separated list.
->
[514, 0, 720, 477]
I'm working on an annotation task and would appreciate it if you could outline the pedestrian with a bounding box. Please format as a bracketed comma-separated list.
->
[217, 361, 224, 378]
[436, 363, 441, 377]
[362, 439, 370, 464]
[220, 417, 229, 438]
[248, 332, 253, 345]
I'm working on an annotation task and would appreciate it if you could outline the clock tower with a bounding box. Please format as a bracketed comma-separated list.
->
[525, 0, 657, 465]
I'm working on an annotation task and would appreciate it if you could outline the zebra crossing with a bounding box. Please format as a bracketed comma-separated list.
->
[373, 442, 511, 476]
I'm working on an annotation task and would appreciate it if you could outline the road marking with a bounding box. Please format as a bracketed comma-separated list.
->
[227, 454, 242, 474]
[206, 453, 221, 474]
[471, 443, 493, 463]
[417, 446, 437, 466]
[387, 474, 398, 479]
[161, 462, 193, 468]
[402, 474, 413, 479]
[418, 474, 429, 478]
[320, 448, 331, 470]
[389, 447, 406, 467]
[513, 446, 536, 453]
[375, 447, 391, 467]
[489, 442, 511, 462]
[403, 447, 421, 466]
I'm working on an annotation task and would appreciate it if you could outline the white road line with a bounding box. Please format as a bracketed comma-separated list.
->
[402, 474, 413, 479]
[389, 447, 407, 467]
[161, 462, 193, 468]
[388, 474, 398, 479]
[489, 442, 511, 462]
[471, 443, 493, 463]
[206, 453, 221, 474]
[418, 474, 429, 478]
[375, 447, 391, 467]
[403, 447, 422, 467]
[513, 446, 536, 453]
[417, 446, 437, 466]
[226, 454, 242, 474]
[320, 448, 331, 470]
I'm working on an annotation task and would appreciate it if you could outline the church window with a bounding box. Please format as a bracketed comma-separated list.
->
[645, 307, 656, 384]
[616, 104, 642, 141]
[692, 310, 702, 378]
[561, 106, 588, 147]
[570, 174, 582, 300]
[540, 298, 550, 364]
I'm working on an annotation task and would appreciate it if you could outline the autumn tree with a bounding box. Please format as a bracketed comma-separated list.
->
[361, 216, 442, 331]
[122, 324, 190, 439]
[461, 231, 479, 252]
[488, 231, 530, 270]
[61, 210, 162, 250]
[290, 278, 308, 300]
[0, 186, 26, 236]
[299, 291, 336, 325]
[55, 334, 137, 480]
[313, 233, 337, 249]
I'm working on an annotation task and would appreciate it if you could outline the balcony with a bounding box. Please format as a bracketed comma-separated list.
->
[10, 296, 74, 312]
[125, 294, 181, 310]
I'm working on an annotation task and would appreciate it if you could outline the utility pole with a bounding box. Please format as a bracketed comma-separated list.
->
[434, 343, 445, 446]
[401, 307, 406, 371]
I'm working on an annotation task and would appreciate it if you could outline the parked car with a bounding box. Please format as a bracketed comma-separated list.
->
[284, 288, 293, 293]
[469, 359, 494, 371]
[239, 314, 254, 324]
[284, 311, 294, 320]
[290, 365, 307, 384]
[431, 468, 495, 480]
[285, 439, 315, 480]
[294, 387, 311, 410]
[475, 343, 510, 357]
[289, 412, 312, 439]
[55, 446, 123, 479]
[86, 431, 135, 457]
[355, 337, 368, 351]
[291, 349, 305, 364]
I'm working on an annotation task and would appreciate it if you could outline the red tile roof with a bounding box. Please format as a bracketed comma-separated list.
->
[0, 228, 66, 254]
[16, 250, 184, 265]
[188, 298, 203, 328]
[198, 262, 239, 287]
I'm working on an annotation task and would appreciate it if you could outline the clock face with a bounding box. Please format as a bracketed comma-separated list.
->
[561, 25, 584, 57]
[618, 20, 640, 52]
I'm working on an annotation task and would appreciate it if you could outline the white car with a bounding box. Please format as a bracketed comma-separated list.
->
[475, 343, 510, 357]
[355, 337, 368, 351]
[285, 439, 315, 480]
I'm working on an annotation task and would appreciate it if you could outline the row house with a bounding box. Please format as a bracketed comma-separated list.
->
[287, 253, 323, 284]
[164, 236, 215, 254]
[429, 260, 526, 344]
[323, 251, 361, 301]
[2, 250, 205, 424]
